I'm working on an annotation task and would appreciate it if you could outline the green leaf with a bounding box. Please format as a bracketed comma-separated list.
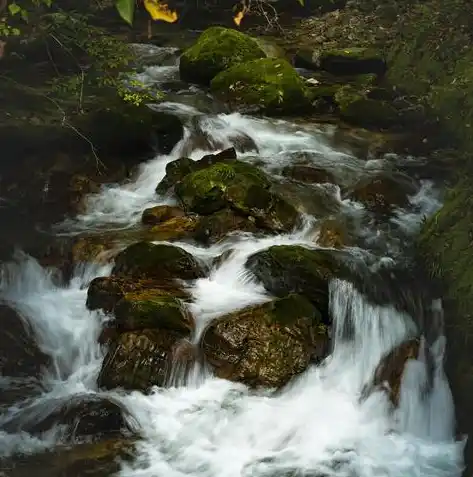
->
[8, 3, 21, 15]
[21, 9, 29, 22]
[116, 0, 135, 25]
[296, 0, 304, 4]
[43, 0, 53, 7]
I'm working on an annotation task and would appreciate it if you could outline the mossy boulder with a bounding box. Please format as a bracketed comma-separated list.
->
[87, 276, 190, 313]
[179, 27, 265, 85]
[335, 85, 400, 128]
[114, 291, 192, 334]
[347, 172, 417, 215]
[112, 242, 204, 280]
[141, 205, 185, 225]
[363, 338, 420, 407]
[98, 328, 183, 391]
[297, 47, 386, 76]
[175, 160, 299, 232]
[211, 58, 312, 115]
[246, 245, 346, 319]
[194, 208, 259, 244]
[202, 294, 329, 388]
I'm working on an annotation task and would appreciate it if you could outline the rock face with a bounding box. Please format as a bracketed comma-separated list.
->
[112, 242, 204, 280]
[364, 338, 420, 406]
[210, 58, 311, 114]
[203, 294, 329, 388]
[179, 27, 266, 85]
[246, 245, 345, 320]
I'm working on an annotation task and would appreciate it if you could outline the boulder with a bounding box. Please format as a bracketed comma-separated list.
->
[317, 218, 351, 249]
[147, 216, 200, 242]
[246, 245, 346, 319]
[141, 205, 185, 225]
[71, 236, 112, 265]
[2, 395, 130, 443]
[347, 172, 417, 214]
[194, 208, 259, 244]
[0, 304, 49, 378]
[334, 85, 400, 129]
[203, 294, 329, 388]
[114, 291, 192, 334]
[111, 242, 204, 281]
[210, 58, 312, 115]
[86, 276, 190, 313]
[296, 47, 386, 76]
[2, 438, 135, 477]
[98, 329, 183, 391]
[179, 27, 266, 85]
[363, 338, 420, 407]
[282, 165, 336, 185]
[176, 160, 299, 232]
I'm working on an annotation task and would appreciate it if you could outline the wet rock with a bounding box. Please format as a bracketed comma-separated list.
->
[0, 304, 49, 378]
[2, 438, 135, 477]
[364, 338, 420, 407]
[87, 276, 190, 313]
[176, 160, 299, 232]
[203, 294, 329, 388]
[112, 242, 204, 281]
[194, 208, 259, 244]
[114, 291, 192, 334]
[98, 329, 183, 391]
[148, 216, 200, 242]
[246, 245, 346, 319]
[179, 27, 265, 85]
[71, 236, 113, 265]
[2, 395, 130, 443]
[282, 165, 336, 185]
[296, 47, 386, 76]
[317, 218, 351, 249]
[141, 205, 185, 225]
[210, 58, 312, 115]
[347, 172, 417, 214]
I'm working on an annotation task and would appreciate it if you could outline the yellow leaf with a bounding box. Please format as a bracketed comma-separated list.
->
[233, 2, 249, 27]
[143, 0, 178, 23]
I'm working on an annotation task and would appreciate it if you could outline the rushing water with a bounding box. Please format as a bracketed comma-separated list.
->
[0, 47, 464, 476]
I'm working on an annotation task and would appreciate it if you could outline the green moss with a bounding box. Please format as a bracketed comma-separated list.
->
[210, 58, 312, 115]
[114, 291, 190, 333]
[179, 27, 265, 85]
[322, 47, 383, 61]
[270, 294, 321, 327]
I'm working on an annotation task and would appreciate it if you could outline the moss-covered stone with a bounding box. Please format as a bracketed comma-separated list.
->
[179, 27, 266, 85]
[202, 294, 329, 388]
[112, 242, 204, 280]
[114, 291, 192, 334]
[246, 245, 346, 319]
[210, 58, 312, 115]
[319, 47, 386, 76]
[335, 85, 400, 128]
[156, 157, 196, 195]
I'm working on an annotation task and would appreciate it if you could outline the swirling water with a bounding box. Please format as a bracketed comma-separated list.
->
[0, 55, 464, 477]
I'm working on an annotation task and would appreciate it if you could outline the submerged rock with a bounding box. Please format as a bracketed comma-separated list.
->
[246, 245, 346, 319]
[112, 242, 204, 281]
[179, 27, 265, 85]
[2, 438, 135, 477]
[210, 58, 312, 115]
[98, 329, 184, 391]
[203, 294, 329, 388]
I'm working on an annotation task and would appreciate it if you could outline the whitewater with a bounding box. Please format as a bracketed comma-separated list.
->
[0, 90, 464, 476]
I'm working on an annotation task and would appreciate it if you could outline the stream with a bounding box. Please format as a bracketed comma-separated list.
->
[0, 44, 465, 476]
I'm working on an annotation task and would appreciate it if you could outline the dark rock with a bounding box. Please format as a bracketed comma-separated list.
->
[98, 329, 183, 391]
[203, 294, 329, 388]
[111, 242, 204, 281]
[156, 157, 196, 195]
[282, 165, 336, 185]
